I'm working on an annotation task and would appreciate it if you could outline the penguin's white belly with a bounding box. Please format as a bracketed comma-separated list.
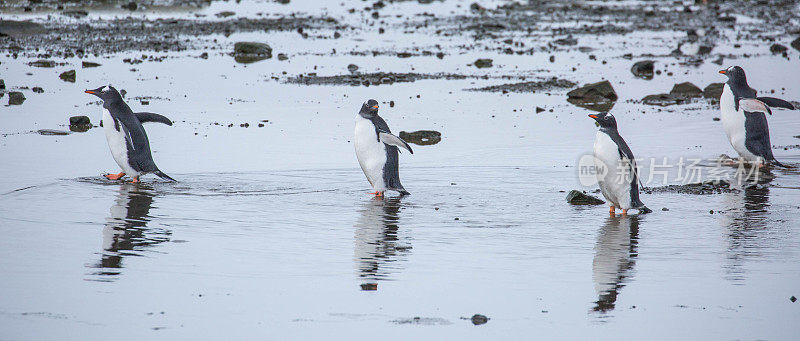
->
[720, 85, 758, 161]
[102, 109, 138, 176]
[594, 132, 632, 209]
[354, 117, 387, 191]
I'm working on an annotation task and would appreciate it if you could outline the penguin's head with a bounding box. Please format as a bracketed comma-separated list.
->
[359, 99, 380, 118]
[588, 112, 617, 130]
[719, 66, 746, 84]
[84, 85, 123, 103]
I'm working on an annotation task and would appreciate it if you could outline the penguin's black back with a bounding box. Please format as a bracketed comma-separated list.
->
[743, 111, 777, 162]
[106, 99, 160, 173]
[604, 128, 646, 210]
[370, 115, 408, 194]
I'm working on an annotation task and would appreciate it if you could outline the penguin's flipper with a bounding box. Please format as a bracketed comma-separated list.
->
[757, 97, 795, 110]
[379, 132, 413, 154]
[154, 170, 177, 182]
[135, 112, 173, 126]
[739, 98, 772, 115]
[119, 122, 136, 151]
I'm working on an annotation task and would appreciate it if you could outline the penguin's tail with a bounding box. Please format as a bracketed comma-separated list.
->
[397, 188, 410, 196]
[637, 206, 653, 214]
[154, 170, 177, 182]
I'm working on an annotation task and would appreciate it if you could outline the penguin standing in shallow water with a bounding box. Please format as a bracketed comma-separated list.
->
[354, 100, 413, 197]
[719, 66, 796, 166]
[589, 113, 650, 215]
[85, 85, 175, 183]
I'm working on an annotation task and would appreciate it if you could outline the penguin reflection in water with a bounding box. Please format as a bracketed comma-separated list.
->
[89, 183, 170, 278]
[718, 66, 796, 167]
[592, 215, 640, 312]
[85, 85, 176, 183]
[354, 100, 413, 197]
[589, 113, 651, 215]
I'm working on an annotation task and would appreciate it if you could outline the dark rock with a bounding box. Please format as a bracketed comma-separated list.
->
[82, 61, 102, 68]
[470, 3, 486, 12]
[32, 87, 44, 93]
[122, 2, 138, 11]
[566, 190, 605, 205]
[59, 70, 76, 82]
[791, 296, 797, 303]
[215, 11, 236, 18]
[661, 207, 669, 211]
[233, 42, 272, 63]
[697, 45, 714, 55]
[566, 80, 618, 112]
[470, 314, 489, 325]
[29, 59, 55, 68]
[670, 82, 703, 98]
[770, 44, 788, 54]
[791, 37, 800, 52]
[642, 93, 682, 106]
[0, 20, 46, 38]
[199, 52, 208, 59]
[286, 72, 467, 86]
[468, 77, 575, 93]
[554, 35, 578, 46]
[277, 53, 288, 61]
[397, 52, 412, 58]
[399, 130, 442, 146]
[0, 79, 4, 90]
[69, 115, 91, 126]
[347, 64, 359, 72]
[436, 52, 444, 59]
[8, 92, 25, 105]
[644, 180, 737, 195]
[713, 117, 721, 121]
[536, 107, 545, 113]
[360, 283, 377, 291]
[631, 60, 654, 80]
[474, 58, 493, 68]
[37, 129, 70, 136]
[703, 83, 724, 99]
[62, 10, 89, 18]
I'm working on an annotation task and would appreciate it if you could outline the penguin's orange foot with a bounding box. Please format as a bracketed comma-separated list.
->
[609, 206, 616, 215]
[105, 172, 126, 180]
[622, 209, 628, 216]
[369, 191, 384, 197]
[131, 176, 140, 184]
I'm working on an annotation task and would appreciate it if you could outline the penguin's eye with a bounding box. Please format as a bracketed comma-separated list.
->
[604, 116, 609, 120]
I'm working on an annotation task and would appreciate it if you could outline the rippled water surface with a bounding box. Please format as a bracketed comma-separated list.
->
[2, 0, 800, 339]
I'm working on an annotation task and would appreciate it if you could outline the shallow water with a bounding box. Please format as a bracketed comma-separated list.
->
[2, 0, 800, 339]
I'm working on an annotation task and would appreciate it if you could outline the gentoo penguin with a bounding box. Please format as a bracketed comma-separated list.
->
[719, 66, 796, 166]
[589, 112, 651, 215]
[85, 85, 175, 183]
[354, 99, 413, 197]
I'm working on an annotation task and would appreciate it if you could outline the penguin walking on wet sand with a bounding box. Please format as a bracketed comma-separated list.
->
[85, 85, 176, 183]
[589, 113, 651, 215]
[354, 99, 413, 197]
[719, 66, 796, 167]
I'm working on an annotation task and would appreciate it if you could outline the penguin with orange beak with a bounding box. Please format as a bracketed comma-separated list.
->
[85, 85, 175, 183]
[718, 66, 795, 166]
[354, 99, 413, 197]
[589, 112, 650, 215]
